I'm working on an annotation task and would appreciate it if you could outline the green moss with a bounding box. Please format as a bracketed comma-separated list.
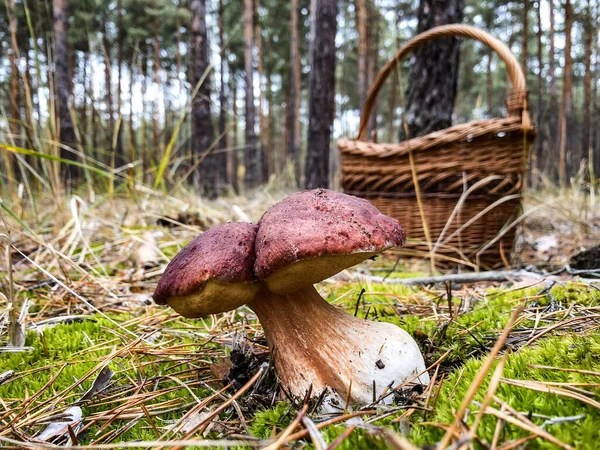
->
[0, 314, 219, 444]
[4, 282, 599, 448]
[412, 332, 600, 449]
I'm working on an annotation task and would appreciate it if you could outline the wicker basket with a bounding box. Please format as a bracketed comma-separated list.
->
[338, 25, 535, 269]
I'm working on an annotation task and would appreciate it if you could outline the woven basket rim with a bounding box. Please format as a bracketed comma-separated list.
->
[338, 116, 536, 159]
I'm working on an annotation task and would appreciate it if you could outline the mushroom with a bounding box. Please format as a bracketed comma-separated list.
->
[153, 222, 259, 317]
[154, 189, 429, 411]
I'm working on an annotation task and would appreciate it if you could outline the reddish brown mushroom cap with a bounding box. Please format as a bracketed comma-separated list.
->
[153, 222, 260, 317]
[254, 189, 406, 294]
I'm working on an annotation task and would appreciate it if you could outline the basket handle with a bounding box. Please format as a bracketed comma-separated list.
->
[357, 24, 531, 140]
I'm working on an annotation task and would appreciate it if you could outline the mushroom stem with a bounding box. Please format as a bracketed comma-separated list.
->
[248, 285, 429, 410]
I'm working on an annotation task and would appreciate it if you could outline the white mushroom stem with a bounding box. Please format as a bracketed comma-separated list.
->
[247, 285, 429, 411]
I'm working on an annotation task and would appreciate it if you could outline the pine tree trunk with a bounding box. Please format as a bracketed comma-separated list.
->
[357, 0, 368, 109]
[548, 0, 558, 181]
[102, 23, 114, 168]
[403, 0, 464, 139]
[53, 0, 78, 181]
[140, 53, 149, 182]
[230, 76, 240, 193]
[5, 0, 20, 183]
[243, 0, 259, 188]
[218, 0, 228, 186]
[593, 0, 600, 179]
[129, 51, 137, 188]
[367, 3, 380, 139]
[255, 0, 268, 183]
[535, 0, 543, 181]
[153, 0, 161, 164]
[583, 0, 592, 168]
[521, 0, 528, 75]
[559, 0, 573, 185]
[288, 0, 302, 184]
[387, 76, 397, 142]
[115, 0, 124, 167]
[190, 0, 217, 199]
[305, 0, 337, 189]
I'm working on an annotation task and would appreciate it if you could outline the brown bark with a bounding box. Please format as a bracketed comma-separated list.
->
[521, 0, 528, 76]
[243, 0, 259, 188]
[548, 0, 558, 181]
[153, 0, 161, 162]
[535, 0, 543, 179]
[583, 0, 593, 167]
[387, 76, 397, 142]
[7, 0, 21, 140]
[218, 0, 228, 186]
[115, 0, 124, 166]
[140, 52, 149, 182]
[559, 0, 573, 185]
[230, 76, 240, 193]
[190, 0, 218, 199]
[255, 0, 268, 182]
[366, 3, 380, 140]
[403, 0, 464, 139]
[102, 22, 114, 167]
[53, 0, 78, 181]
[593, 0, 600, 178]
[357, 0, 368, 109]
[288, 0, 302, 184]
[305, 0, 337, 189]
[5, 0, 20, 183]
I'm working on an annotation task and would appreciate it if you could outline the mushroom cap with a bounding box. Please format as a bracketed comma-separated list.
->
[254, 189, 406, 294]
[153, 222, 260, 317]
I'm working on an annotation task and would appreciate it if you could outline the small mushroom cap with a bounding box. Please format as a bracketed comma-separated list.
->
[153, 222, 260, 317]
[254, 189, 406, 294]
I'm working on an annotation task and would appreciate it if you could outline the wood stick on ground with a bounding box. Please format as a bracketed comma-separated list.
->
[359, 270, 548, 286]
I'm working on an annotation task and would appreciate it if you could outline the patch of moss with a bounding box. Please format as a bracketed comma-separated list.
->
[0, 314, 220, 444]
[412, 332, 600, 449]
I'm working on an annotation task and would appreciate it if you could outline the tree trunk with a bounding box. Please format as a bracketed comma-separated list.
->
[387, 75, 397, 142]
[53, 0, 78, 181]
[230, 76, 240, 193]
[521, 0, 528, 75]
[357, 0, 368, 109]
[255, 0, 268, 183]
[102, 22, 114, 168]
[535, 0, 543, 181]
[305, 0, 337, 189]
[218, 0, 229, 186]
[593, 0, 600, 179]
[243, 0, 259, 188]
[548, 0, 558, 181]
[115, 0, 124, 167]
[559, 0, 573, 187]
[367, 3, 380, 139]
[402, 0, 464, 139]
[190, 0, 218, 199]
[288, 0, 302, 184]
[583, 0, 592, 169]
[129, 50, 137, 189]
[559, 0, 573, 186]
[153, 0, 161, 164]
[5, 0, 20, 183]
[140, 52, 149, 183]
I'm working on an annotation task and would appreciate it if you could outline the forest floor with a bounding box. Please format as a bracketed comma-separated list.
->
[0, 185, 599, 449]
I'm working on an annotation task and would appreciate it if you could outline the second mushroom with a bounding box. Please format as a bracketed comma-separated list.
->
[154, 189, 429, 411]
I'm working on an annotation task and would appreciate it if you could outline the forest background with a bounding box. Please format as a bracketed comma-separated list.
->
[0, 0, 598, 200]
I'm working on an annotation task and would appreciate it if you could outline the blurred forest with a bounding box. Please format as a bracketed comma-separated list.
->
[0, 0, 599, 199]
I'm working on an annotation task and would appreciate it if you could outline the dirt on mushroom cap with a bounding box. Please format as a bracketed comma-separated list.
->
[253, 188, 406, 280]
